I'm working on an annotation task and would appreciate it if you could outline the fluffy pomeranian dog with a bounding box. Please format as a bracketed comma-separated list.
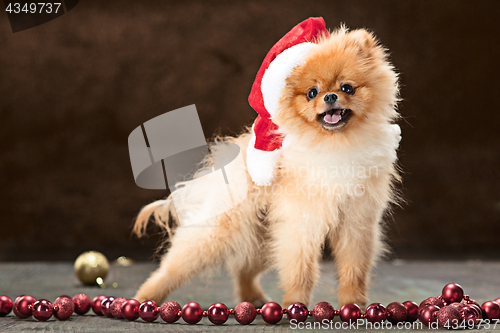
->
[133, 18, 401, 309]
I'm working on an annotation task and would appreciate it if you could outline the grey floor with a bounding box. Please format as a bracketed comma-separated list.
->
[0, 260, 499, 332]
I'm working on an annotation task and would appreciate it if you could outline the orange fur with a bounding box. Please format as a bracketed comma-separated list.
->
[133, 26, 401, 309]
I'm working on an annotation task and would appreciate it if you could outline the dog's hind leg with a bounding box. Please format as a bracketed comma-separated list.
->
[228, 251, 270, 308]
[230, 264, 270, 308]
[134, 218, 235, 304]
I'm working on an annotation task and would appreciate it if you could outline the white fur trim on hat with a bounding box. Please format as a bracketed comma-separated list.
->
[246, 132, 281, 186]
[261, 42, 318, 117]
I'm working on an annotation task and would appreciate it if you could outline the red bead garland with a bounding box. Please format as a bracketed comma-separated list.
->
[110, 297, 127, 319]
[31, 299, 54, 321]
[13, 295, 36, 318]
[91, 295, 106, 315]
[138, 300, 159, 322]
[207, 302, 229, 325]
[100, 296, 116, 318]
[365, 302, 387, 323]
[403, 300, 419, 322]
[419, 305, 440, 327]
[53, 296, 75, 320]
[386, 302, 407, 323]
[181, 301, 203, 324]
[437, 305, 461, 327]
[0, 283, 499, 329]
[442, 283, 464, 304]
[312, 301, 335, 322]
[339, 303, 361, 323]
[233, 302, 256, 324]
[72, 294, 91, 315]
[419, 296, 445, 313]
[286, 302, 308, 323]
[121, 299, 140, 321]
[0, 295, 13, 317]
[159, 300, 181, 323]
[481, 301, 500, 320]
[260, 301, 282, 324]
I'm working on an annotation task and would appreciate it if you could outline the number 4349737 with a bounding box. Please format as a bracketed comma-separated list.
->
[5, 3, 62, 14]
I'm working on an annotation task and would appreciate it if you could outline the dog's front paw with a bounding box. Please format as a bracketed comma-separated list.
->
[245, 295, 271, 308]
[338, 293, 368, 310]
[252, 296, 270, 308]
[133, 291, 164, 306]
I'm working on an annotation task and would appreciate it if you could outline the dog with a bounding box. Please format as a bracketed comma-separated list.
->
[132, 19, 401, 310]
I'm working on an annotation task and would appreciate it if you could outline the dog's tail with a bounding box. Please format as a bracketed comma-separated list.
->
[132, 197, 178, 238]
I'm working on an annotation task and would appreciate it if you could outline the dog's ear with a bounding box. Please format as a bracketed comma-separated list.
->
[348, 28, 389, 63]
[349, 29, 377, 49]
[348, 29, 379, 57]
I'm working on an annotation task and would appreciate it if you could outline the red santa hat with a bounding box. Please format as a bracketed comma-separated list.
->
[246, 17, 329, 185]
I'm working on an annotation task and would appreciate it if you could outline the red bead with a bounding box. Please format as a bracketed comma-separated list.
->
[32, 299, 54, 321]
[0, 295, 13, 316]
[441, 283, 464, 304]
[72, 294, 91, 315]
[481, 301, 500, 320]
[181, 302, 203, 324]
[437, 305, 461, 328]
[160, 300, 182, 323]
[403, 301, 419, 322]
[419, 297, 444, 313]
[110, 297, 127, 319]
[91, 295, 107, 315]
[139, 300, 160, 322]
[234, 302, 257, 325]
[468, 304, 482, 319]
[287, 302, 308, 323]
[386, 302, 407, 323]
[339, 303, 361, 323]
[14, 295, 37, 318]
[260, 302, 283, 324]
[448, 302, 465, 312]
[460, 304, 481, 325]
[462, 298, 480, 308]
[467, 300, 483, 321]
[312, 301, 335, 322]
[419, 305, 439, 327]
[53, 296, 74, 320]
[100, 296, 115, 318]
[207, 302, 229, 325]
[121, 299, 140, 321]
[365, 303, 387, 323]
[495, 298, 500, 305]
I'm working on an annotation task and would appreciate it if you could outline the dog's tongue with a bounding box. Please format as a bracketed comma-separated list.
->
[323, 110, 341, 124]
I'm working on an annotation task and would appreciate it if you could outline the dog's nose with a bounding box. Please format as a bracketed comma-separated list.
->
[324, 93, 338, 104]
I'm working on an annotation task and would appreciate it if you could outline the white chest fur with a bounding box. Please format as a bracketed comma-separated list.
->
[279, 123, 400, 199]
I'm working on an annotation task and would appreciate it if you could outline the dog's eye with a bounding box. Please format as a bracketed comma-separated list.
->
[307, 88, 319, 100]
[341, 84, 355, 95]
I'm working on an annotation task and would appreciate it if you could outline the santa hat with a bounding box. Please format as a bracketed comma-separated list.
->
[246, 17, 329, 186]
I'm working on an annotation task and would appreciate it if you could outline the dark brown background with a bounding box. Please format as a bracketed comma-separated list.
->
[0, 0, 499, 261]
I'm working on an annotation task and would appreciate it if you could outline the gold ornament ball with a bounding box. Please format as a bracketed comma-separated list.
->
[74, 251, 110, 285]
